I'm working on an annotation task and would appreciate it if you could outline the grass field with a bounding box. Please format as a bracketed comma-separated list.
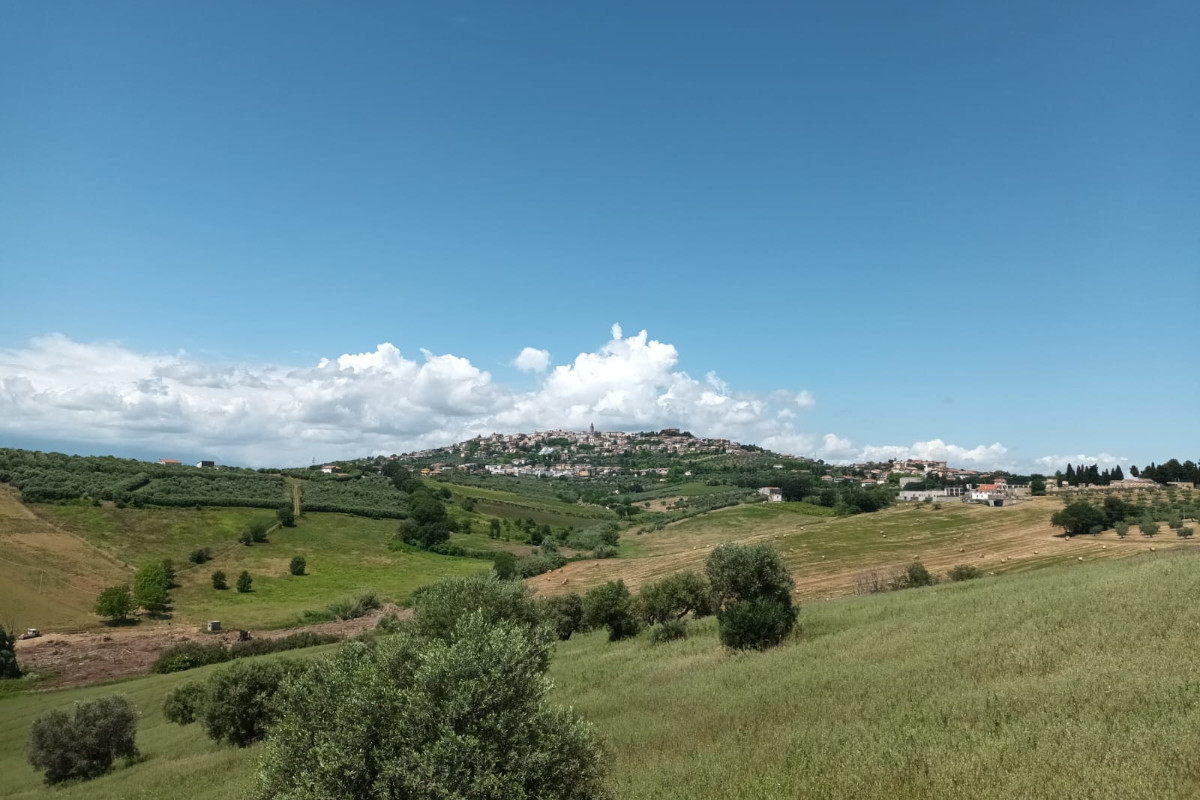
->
[446, 483, 615, 528]
[6, 553, 1200, 798]
[14, 501, 489, 630]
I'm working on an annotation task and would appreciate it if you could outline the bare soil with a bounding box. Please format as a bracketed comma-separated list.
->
[14, 604, 407, 689]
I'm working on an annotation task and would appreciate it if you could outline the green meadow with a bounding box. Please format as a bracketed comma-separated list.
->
[6, 552, 1200, 798]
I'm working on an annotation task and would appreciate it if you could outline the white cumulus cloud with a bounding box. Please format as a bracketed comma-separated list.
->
[0, 327, 1012, 469]
[1033, 453, 1129, 473]
[512, 347, 551, 373]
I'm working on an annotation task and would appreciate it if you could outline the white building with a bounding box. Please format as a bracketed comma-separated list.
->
[757, 487, 783, 502]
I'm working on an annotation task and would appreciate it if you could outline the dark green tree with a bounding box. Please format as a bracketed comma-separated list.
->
[211, 570, 228, 590]
[0, 624, 19, 679]
[276, 506, 296, 528]
[289, 556, 306, 576]
[706, 543, 797, 650]
[236, 571, 253, 593]
[27, 695, 139, 785]
[640, 571, 714, 624]
[541, 592, 585, 640]
[582, 580, 641, 641]
[94, 585, 134, 623]
[133, 561, 170, 615]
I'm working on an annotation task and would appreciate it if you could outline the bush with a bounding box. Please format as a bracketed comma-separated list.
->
[28, 695, 139, 785]
[229, 631, 338, 659]
[249, 521, 269, 543]
[324, 591, 381, 622]
[189, 547, 212, 564]
[1140, 519, 1160, 537]
[593, 544, 618, 559]
[211, 570, 227, 590]
[236, 571, 253, 593]
[239, 530, 254, 546]
[583, 580, 641, 641]
[411, 575, 544, 642]
[1178, 526, 1194, 539]
[541, 592, 585, 640]
[95, 585, 134, 623]
[894, 562, 936, 590]
[650, 618, 689, 644]
[163, 682, 207, 725]
[256, 614, 608, 800]
[289, 556, 306, 576]
[947, 564, 982, 582]
[198, 659, 302, 747]
[492, 550, 518, 579]
[276, 506, 296, 528]
[0, 624, 19, 679]
[151, 641, 230, 674]
[717, 598, 797, 651]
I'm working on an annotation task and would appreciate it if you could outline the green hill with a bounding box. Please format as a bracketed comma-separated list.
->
[5, 552, 1200, 798]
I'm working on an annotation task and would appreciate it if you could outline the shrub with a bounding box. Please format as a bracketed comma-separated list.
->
[1178, 526, 1194, 539]
[593, 544, 618, 559]
[324, 591, 381, 622]
[947, 564, 982, 582]
[161, 559, 177, 588]
[411, 575, 544, 642]
[650, 618, 689, 644]
[239, 530, 254, 546]
[236, 571, 253, 593]
[277, 506, 296, 527]
[256, 614, 608, 800]
[189, 547, 212, 564]
[229, 631, 337, 659]
[27, 695, 139, 785]
[0, 624, 19, 679]
[249, 521, 269, 543]
[541, 592, 585, 640]
[198, 659, 302, 747]
[163, 682, 207, 725]
[492, 550, 518, 579]
[640, 571, 713, 624]
[289, 556, 306, 576]
[151, 641, 230, 674]
[211, 570, 228, 590]
[583, 580, 641, 642]
[95, 585, 134, 623]
[717, 598, 797, 651]
[894, 562, 936, 590]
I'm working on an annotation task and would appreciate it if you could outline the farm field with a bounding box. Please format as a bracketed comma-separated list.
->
[529, 497, 1199, 598]
[10, 501, 489, 631]
[445, 482, 615, 528]
[0, 487, 129, 630]
[6, 552, 1200, 798]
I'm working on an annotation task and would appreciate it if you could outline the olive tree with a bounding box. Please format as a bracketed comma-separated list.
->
[28, 696, 139, 785]
[95, 585, 134, 623]
[255, 614, 609, 800]
[582, 580, 641, 641]
[705, 543, 797, 650]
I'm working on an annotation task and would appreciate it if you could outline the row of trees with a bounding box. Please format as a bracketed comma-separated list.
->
[1051, 494, 1197, 537]
[540, 542, 799, 651]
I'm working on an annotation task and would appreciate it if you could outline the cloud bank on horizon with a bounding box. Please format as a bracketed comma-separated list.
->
[1, 325, 1017, 468]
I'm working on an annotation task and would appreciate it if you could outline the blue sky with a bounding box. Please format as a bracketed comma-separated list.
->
[1, 1, 1197, 469]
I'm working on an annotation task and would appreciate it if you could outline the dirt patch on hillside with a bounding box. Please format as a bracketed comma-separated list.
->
[14, 604, 408, 689]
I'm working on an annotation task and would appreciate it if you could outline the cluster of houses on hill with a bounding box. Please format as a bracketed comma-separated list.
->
[158, 459, 215, 468]
[402, 427, 751, 464]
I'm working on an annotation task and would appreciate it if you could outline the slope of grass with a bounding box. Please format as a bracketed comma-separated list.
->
[5, 553, 1200, 798]
[22, 503, 489, 629]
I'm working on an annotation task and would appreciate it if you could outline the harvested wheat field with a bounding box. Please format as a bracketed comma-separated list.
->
[528, 497, 1194, 599]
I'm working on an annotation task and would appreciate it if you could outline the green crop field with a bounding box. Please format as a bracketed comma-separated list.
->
[6, 553, 1200, 798]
